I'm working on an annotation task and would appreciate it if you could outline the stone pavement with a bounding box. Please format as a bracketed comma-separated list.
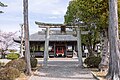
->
[29, 58, 96, 80]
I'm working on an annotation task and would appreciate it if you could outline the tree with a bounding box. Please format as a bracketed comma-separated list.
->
[0, 2, 7, 13]
[23, 0, 31, 75]
[106, 0, 120, 79]
[65, 0, 120, 78]
[118, 0, 120, 30]
[64, 0, 119, 72]
[0, 30, 17, 58]
[64, 0, 108, 56]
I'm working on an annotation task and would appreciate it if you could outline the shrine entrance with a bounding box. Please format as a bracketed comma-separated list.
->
[35, 21, 88, 67]
[48, 41, 76, 58]
[56, 46, 65, 57]
[54, 42, 66, 57]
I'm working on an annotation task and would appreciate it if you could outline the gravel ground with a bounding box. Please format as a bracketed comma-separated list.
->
[29, 58, 96, 80]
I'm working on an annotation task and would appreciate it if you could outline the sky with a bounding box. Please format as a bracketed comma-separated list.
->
[0, 0, 70, 35]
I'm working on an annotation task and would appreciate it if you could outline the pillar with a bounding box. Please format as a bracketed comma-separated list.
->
[54, 43, 56, 57]
[43, 27, 50, 67]
[77, 27, 83, 67]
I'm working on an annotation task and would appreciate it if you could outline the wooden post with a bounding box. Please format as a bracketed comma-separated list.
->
[65, 43, 67, 57]
[54, 43, 56, 57]
[20, 24, 24, 57]
[43, 27, 50, 67]
[23, 0, 31, 75]
[77, 27, 83, 67]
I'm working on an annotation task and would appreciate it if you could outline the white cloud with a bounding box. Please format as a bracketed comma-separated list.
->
[0, 0, 70, 34]
[48, 16, 61, 19]
[29, 0, 69, 15]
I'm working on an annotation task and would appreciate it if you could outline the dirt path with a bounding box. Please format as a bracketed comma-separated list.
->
[29, 58, 96, 80]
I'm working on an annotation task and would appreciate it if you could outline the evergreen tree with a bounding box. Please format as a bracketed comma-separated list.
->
[0, 2, 7, 13]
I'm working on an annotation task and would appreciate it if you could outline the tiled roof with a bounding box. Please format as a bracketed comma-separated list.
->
[14, 30, 77, 42]
[30, 32, 77, 41]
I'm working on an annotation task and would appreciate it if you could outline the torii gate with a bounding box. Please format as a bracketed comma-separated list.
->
[35, 21, 88, 67]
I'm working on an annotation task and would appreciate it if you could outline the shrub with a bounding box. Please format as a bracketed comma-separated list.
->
[7, 53, 20, 60]
[84, 56, 101, 68]
[20, 57, 38, 68]
[0, 62, 5, 68]
[0, 67, 20, 80]
[30, 58, 38, 68]
[5, 59, 26, 72]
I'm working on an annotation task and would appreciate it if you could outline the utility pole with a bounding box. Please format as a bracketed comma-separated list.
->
[23, 0, 31, 75]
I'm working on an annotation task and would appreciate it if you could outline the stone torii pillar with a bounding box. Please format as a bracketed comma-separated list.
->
[77, 27, 83, 67]
[43, 27, 50, 67]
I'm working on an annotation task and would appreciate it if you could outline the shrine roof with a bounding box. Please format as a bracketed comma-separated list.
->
[29, 32, 77, 41]
[14, 30, 77, 42]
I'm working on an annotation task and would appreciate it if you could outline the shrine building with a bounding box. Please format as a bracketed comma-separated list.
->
[14, 22, 82, 58]
[29, 29, 77, 58]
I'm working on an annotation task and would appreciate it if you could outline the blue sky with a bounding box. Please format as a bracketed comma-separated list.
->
[0, 0, 70, 35]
